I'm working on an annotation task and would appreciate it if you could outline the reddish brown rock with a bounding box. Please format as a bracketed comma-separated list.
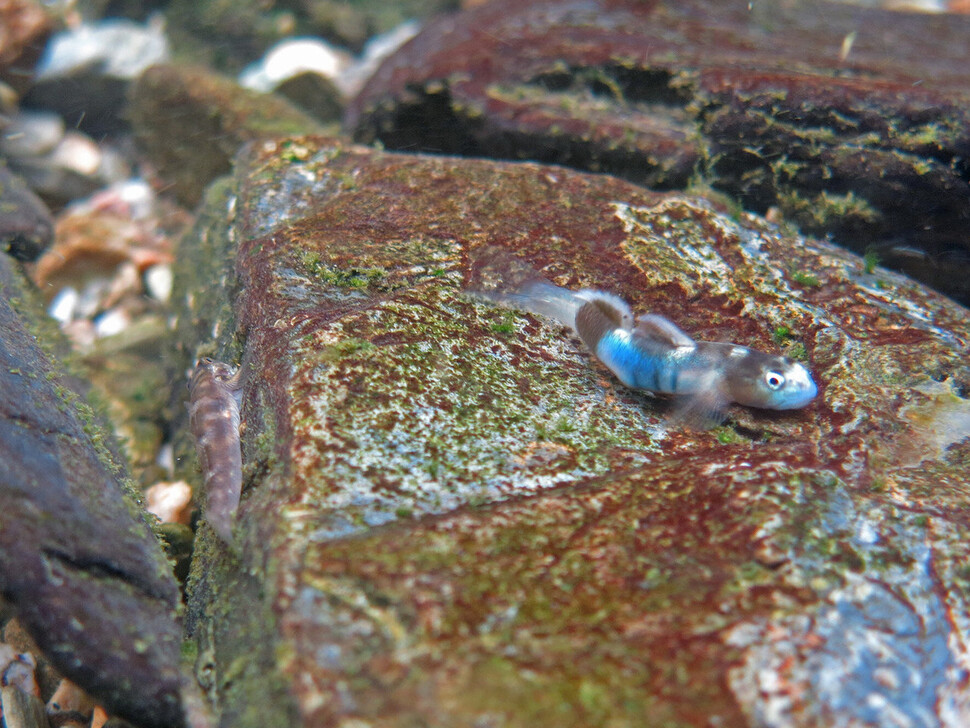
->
[0, 0, 51, 93]
[348, 0, 970, 305]
[176, 136, 970, 727]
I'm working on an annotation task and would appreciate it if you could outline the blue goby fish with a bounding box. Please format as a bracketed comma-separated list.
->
[476, 270, 817, 425]
[188, 357, 244, 542]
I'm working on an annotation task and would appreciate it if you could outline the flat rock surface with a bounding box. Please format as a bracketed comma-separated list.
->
[348, 0, 970, 306]
[0, 255, 185, 728]
[178, 136, 970, 727]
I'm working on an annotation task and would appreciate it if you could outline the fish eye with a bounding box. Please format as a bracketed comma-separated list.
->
[764, 371, 786, 390]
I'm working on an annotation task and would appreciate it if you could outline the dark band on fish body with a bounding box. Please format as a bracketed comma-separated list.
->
[575, 299, 620, 352]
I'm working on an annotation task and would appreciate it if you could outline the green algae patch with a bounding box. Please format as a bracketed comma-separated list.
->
[284, 278, 663, 528]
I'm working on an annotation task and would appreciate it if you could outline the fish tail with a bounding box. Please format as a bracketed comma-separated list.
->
[468, 246, 586, 329]
[492, 279, 586, 330]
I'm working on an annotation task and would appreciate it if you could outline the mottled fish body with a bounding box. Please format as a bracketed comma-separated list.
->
[475, 269, 817, 423]
[188, 358, 243, 542]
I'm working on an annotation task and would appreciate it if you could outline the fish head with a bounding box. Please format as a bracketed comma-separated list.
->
[721, 349, 818, 410]
[189, 357, 238, 393]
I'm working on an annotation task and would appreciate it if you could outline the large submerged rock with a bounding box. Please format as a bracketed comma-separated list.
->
[177, 136, 970, 727]
[348, 0, 970, 306]
[0, 255, 186, 728]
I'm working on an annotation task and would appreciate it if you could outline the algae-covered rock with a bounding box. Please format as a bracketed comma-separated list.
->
[348, 0, 970, 306]
[0, 256, 186, 728]
[129, 64, 327, 206]
[177, 136, 970, 727]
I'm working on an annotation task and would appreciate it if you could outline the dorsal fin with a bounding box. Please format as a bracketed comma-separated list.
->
[634, 314, 695, 349]
[575, 290, 634, 328]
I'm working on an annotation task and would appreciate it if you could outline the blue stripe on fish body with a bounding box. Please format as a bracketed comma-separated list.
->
[595, 329, 707, 395]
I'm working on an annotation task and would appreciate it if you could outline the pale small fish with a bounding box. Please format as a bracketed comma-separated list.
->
[473, 260, 817, 426]
[187, 357, 244, 542]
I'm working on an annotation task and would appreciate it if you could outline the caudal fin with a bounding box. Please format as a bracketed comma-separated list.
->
[468, 246, 584, 329]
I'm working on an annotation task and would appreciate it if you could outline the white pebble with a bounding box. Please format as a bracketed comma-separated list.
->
[240, 38, 349, 93]
[144, 263, 173, 303]
[50, 132, 102, 177]
[94, 307, 130, 338]
[36, 16, 169, 80]
[49, 286, 80, 323]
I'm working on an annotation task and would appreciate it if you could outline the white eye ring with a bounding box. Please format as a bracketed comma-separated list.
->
[765, 371, 786, 390]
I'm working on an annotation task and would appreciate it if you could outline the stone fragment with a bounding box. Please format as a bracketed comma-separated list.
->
[0, 644, 38, 696]
[270, 72, 343, 125]
[0, 619, 58, 701]
[91, 705, 109, 728]
[239, 37, 349, 119]
[46, 678, 96, 722]
[0, 255, 186, 727]
[6, 128, 131, 205]
[0, 109, 63, 158]
[0, 686, 48, 728]
[0, 164, 53, 261]
[176, 137, 970, 727]
[348, 0, 970, 305]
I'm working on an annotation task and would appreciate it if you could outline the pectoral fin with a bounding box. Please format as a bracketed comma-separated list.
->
[668, 374, 728, 430]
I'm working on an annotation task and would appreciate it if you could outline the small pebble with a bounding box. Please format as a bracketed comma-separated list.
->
[0, 685, 47, 728]
[156, 442, 174, 474]
[46, 678, 96, 718]
[62, 319, 97, 350]
[92, 705, 109, 728]
[0, 645, 38, 697]
[0, 165, 54, 261]
[48, 286, 79, 324]
[0, 110, 64, 158]
[50, 132, 103, 177]
[144, 263, 173, 303]
[35, 17, 169, 81]
[11, 130, 128, 201]
[145, 480, 193, 525]
[0, 81, 18, 113]
[87, 179, 156, 220]
[240, 38, 350, 92]
[94, 307, 131, 338]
